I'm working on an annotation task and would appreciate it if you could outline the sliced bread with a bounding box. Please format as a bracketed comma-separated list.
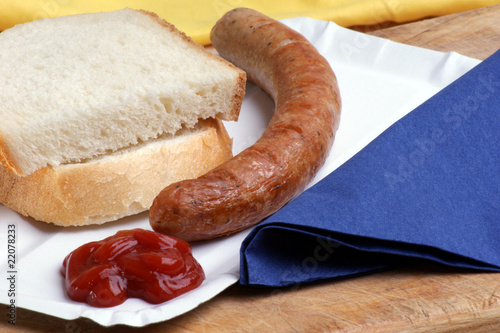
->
[0, 8, 245, 176]
[0, 118, 233, 226]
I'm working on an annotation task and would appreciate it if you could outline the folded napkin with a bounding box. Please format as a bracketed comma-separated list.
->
[240, 48, 500, 286]
[1, 0, 498, 45]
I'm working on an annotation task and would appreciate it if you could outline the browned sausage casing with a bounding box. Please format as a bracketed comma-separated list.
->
[149, 8, 341, 241]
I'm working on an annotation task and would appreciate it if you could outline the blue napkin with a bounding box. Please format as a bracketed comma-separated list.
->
[240, 49, 500, 286]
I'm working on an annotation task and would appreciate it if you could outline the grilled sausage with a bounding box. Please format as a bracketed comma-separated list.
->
[149, 8, 341, 241]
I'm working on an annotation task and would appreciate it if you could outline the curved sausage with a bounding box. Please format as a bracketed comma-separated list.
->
[149, 8, 341, 241]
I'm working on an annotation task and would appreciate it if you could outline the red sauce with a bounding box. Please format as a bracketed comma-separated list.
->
[61, 228, 205, 307]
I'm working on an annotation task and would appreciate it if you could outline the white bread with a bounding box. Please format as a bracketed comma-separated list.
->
[0, 8, 245, 176]
[0, 118, 233, 226]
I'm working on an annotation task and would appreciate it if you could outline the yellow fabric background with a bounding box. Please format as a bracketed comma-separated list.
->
[0, 0, 498, 45]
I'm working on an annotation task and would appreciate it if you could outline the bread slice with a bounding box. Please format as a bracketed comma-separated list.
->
[0, 118, 232, 226]
[0, 8, 245, 176]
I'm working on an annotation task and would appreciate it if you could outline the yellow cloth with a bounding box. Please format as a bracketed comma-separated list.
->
[0, 0, 498, 45]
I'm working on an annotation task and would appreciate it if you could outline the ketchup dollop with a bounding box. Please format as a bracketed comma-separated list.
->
[61, 228, 205, 307]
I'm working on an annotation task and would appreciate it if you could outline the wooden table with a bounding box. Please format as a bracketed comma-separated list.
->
[3, 4, 500, 333]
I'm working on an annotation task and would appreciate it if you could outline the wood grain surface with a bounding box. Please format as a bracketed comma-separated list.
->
[2, 4, 499, 333]
[367, 4, 500, 60]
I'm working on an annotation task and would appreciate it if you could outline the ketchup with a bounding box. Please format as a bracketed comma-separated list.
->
[61, 228, 205, 307]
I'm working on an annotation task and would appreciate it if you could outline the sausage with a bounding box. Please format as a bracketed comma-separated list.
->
[149, 8, 341, 241]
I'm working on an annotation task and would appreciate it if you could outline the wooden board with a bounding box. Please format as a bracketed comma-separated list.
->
[367, 4, 500, 60]
[2, 4, 500, 333]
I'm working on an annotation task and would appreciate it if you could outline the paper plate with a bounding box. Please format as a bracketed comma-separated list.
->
[0, 17, 479, 327]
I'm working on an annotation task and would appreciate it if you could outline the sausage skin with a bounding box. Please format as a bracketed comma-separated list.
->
[149, 8, 341, 241]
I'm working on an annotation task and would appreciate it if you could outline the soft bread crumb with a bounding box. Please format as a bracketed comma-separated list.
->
[0, 8, 245, 176]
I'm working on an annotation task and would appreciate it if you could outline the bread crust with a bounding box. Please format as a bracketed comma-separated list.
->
[0, 118, 232, 226]
[0, 135, 18, 176]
